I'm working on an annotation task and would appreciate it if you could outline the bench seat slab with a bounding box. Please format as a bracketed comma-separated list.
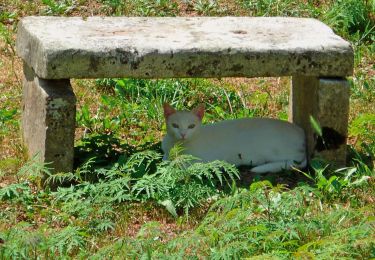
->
[16, 16, 353, 79]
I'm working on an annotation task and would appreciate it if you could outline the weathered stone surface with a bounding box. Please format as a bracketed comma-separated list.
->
[315, 78, 350, 166]
[22, 63, 76, 175]
[16, 16, 353, 79]
[289, 76, 318, 159]
[289, 76, 349, 166]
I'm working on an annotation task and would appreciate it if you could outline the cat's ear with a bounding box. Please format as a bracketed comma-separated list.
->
[163, 103, 176, 118]
[192, 104, 205, 121]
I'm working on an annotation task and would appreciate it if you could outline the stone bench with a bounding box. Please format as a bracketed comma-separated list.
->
[16, 16, 353, 173]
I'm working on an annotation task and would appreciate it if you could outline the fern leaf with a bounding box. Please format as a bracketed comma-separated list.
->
[159, 199, 178, 218]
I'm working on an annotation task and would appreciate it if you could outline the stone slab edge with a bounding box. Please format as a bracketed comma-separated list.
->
[16, 16, 354, 79]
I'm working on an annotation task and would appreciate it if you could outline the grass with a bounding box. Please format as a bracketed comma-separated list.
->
[0, 0, 374, 258]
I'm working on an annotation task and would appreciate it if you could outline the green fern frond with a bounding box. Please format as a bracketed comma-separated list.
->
[168, 142, 185, 161]
[45, 172, 79, 186]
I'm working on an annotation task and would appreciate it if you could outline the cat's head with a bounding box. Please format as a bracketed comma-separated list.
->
[163, 103, 204, 141]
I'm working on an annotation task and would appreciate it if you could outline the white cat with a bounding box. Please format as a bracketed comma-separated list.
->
[161, 103, 307, 173]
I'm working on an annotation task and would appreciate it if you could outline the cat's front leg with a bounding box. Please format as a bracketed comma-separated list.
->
[251, 159, 307, 173]
[161, 135, 174, 161]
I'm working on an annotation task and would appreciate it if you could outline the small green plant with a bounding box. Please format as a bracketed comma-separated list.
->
[350, 113, 375, 146]
[239, 0, 316, 17]
[0, 22, 15, 54]
[0, 182, 32, 202]
[16, 154, 52, 188]
[0, 108, 17, 135]
[296, 159, 372, 201]
[0, 10, 17, 24]
[194, 0, 222, 15]
[132, 152, 240, 217]
[42, 0, 76, 15]
[102, 0, 180, 16]
[323, 0, 374, 43]
[48, 226, 88, 255]
[101, 0, 125, 15]
[133, 0, 179, 16]
[0, 21, 19, 82]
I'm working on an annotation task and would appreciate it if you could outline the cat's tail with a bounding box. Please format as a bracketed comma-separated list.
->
[296, 158, 307, 169]
[251, 158, 307, 174]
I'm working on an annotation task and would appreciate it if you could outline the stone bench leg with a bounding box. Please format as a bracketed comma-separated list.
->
[290, 76, 350, 167]
[22, 63, 76, 175]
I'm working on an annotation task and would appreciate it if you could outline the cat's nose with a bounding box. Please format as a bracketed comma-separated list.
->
[181, 133, 186, 139]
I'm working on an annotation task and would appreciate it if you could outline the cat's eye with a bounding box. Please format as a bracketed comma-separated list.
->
[188, 124, 195, 129]
[172, 123, 179, 129]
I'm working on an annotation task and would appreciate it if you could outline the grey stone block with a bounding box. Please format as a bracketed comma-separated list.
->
[315, 78, 350, 166]
[290, 76, 349, 166]
[16, 16, 353, 79]
[22, 63, 76, 176]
